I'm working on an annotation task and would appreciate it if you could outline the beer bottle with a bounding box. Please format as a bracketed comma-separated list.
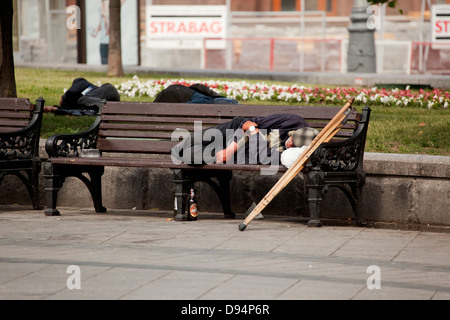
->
[188, 186, 198, 221]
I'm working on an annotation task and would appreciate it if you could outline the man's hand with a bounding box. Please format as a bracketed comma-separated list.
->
[242, 121, 258, 133]
[215, 149, 227, 164]
[216, 141, 238, 164]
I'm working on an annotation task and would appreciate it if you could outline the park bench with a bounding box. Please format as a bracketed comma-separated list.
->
[44, 101, 371, 227]
[0, 97, 45, 209]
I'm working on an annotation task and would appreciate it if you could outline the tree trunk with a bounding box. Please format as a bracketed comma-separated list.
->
[107, 0, 124, 77]
[0, 0, 17, 97]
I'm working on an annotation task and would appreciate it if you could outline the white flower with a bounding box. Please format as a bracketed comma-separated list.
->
[112, 77, 448, 110]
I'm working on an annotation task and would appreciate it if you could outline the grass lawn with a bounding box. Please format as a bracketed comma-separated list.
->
[15, 67, 449, 156]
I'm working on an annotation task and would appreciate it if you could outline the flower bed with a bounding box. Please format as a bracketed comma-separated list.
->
[116, 76, 449, 109]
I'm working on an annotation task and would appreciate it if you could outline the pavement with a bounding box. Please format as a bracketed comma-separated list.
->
[1, 205, 450, 304]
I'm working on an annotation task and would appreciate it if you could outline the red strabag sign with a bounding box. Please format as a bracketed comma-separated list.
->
[146, 5, 228, 49]
[431, 4, 450, 49]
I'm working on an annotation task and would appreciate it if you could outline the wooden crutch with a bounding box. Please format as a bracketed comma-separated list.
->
[238, 97, 355, 231]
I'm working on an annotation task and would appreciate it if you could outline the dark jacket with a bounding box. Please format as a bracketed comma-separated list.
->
[59, 78, 120, 112]
[154, 84, 223, 103]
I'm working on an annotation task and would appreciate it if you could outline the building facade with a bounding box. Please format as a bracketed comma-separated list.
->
[12, 0, 450, 74]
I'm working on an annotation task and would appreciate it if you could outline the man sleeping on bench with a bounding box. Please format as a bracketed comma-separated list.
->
[171, 113, 319, 168]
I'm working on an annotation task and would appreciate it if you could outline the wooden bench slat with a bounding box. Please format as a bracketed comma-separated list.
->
[97, 138, 177, 153]
[0, 98, 32, 111]
[0, 127, 27, 133]
[0, 120, 29, 127]
[308, 121, 356, 130]
[49, 156, 176, 168]
[96, 136, 353, 154]
[100, 121, 355, 130]
[47, 156, 287, 172]
[98, 128, 353, 141]
[100, 122, 196, 132]
[98, 130, 174, 140]
[100, 117, 356, 131]
[330, 130, 354, 138]
[0, 112, 31, 121]
[99, 115, 356, 138]
[102, 102, 359, 121]
[0, 109, 32, 114]
[101, 114, 224, 125]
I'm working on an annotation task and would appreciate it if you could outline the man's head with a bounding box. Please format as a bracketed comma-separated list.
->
[285, 127, 319, 149]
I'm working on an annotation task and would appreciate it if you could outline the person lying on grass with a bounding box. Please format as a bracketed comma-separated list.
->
[44, 77, 120, 116]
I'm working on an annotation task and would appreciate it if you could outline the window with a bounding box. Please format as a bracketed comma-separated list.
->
[318, 0, 337, 16]
[273, 0, 336, 15]
[49, 0, 65, 10]
[281, 0, 296, 11]
[273, 0, 299, 11]
[305, 0, 317, 11]
[327, 0, 333, 12]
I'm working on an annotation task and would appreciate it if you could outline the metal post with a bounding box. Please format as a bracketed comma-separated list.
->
[347, 0, 376, 73]
[378, 3, 386, 73]
[225, 0, 232, 70]
[320, 11, 326, 72]
[45, 0, 53, 63]
[269, 38, 275, 71]
[419, 0, 425, 73]
[300, 0, 305, 72]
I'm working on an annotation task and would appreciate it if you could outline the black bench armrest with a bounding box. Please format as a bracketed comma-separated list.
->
[310, 106, 371, 171]
[0, 97, 45, 160]
[45, 116, 102, 158]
